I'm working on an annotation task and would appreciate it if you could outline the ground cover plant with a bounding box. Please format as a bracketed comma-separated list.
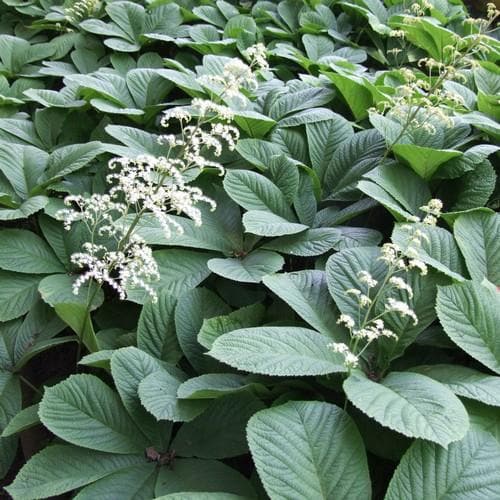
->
[0, 0, 499, 498]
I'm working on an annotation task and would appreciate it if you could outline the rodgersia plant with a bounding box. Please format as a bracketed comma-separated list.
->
[57, 105, 237, 305]
[329, 199, 442, 371]
[2, 2, 500, 499]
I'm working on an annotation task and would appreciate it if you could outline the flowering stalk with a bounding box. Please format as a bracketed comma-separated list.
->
[374, 4, 499, 166]
[329, 199, 443, 373]
[56, 46, 268, 354]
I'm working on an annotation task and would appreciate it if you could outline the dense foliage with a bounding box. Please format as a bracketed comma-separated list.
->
[0, 0, 499, 498]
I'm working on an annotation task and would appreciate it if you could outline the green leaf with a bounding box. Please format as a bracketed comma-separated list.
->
[138, 369, 208, 422]
[126, 250, 212, 304]
[324, 129, 385, 201]
[235, 138, 283, 170]
[392, 144, 462, 180]
[247, 401, 371, 500]
[38, 275, 103, 352]
[5, 445, 144, 500]
[110, 347, 172, 449]
[326, 246, 387, 328]
[208, 250, 284, 283]
[306, 115, 354, 183]
[198, 303, 265, 349]
[44, 142, 104, 181]
[175, 288, 230, 374]
[0, 196, 49, 221]
[39, 374, 148, 454]
[172, 392, 265, 459]
[262, 228, 341, 256]
[362, 162, 431, 217]
[0, 229, 64, 274]
[223, 170, 295, 220]
[137, 291, 181, 363]
[0, 271, 41, 322]
[263, 271, 346, 340]
[268, 86, 335, 121]
[464, 400, 500, 443]
[2, 403, 39, 437]
[385, 428, 500, 500]
[411, 365, 500, 407]
[376, 270, 445, 367]
[155, 458, 255, 497]
[454, 212, 500, 285]
[242, 210, 308, 237]
[0, 372, 21, 478]
[177, 374, 260, 400]
[437, 280, 500, 375]
[392, 223, 466, 281]
[343, 371, 469, 447]
[208, 326, 346, 376]
[73, 463, 156, 500]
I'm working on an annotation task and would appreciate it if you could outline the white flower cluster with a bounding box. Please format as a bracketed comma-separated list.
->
[197, 44, 268, 102]
[57, 90, 243, 301]
[244, 43, 269, 71]
[328, 342, 359, 368]
[70, 238, 159, 301]
[329, 210, 442, 371]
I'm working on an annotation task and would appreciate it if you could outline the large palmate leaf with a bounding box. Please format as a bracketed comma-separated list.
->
[324, 129, 385, 200]
[343, 371, 469, 447]
[138, 369, 208, 422]
[175, 288, 230, 374]
[437, 280, 500, 375]
[177, 373, 263, 400]
[73, 463, 157, 500]
[392, 223, 466, 281]
[411, 365, 500, 407]
[207, 250, 284, 283]
[242, 210, 307, 237]
[223, 169, 295, 220]
[263, 271, 346, 340]
[39, 374, 148, 454]
[0, 229, 64, 274]
[326, 246, 387, 328]
[385, 428, 500, 500]
[262, 228, 342, 256]
[306, 115, 354, 183]
[81, 2, 185, 52]
[137, 291, 181, 363]
[247, 401, 371, 500]
[208, 327, 346, 376]
[454, 211, 500, 285]
[110, 347, 172, 449]
[38, 274, 104, 352]
[5, 445, 144, 500]
[0, 272, 42, 322]
[197, 303, 265, 350]
[125, 249, 212, 304]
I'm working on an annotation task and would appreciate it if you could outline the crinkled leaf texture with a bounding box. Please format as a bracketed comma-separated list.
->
[410, 364, 500, 407]
[343, 371, 469, 447]
[39, 374, 148, 454]
[247, 401, 371, 500]
[385, 427, 500, 500]
[437, 280, 500, 374]
[208, 326, 347, 376]
[454, 211, 500, 285]
[5, 444, 144, 500]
